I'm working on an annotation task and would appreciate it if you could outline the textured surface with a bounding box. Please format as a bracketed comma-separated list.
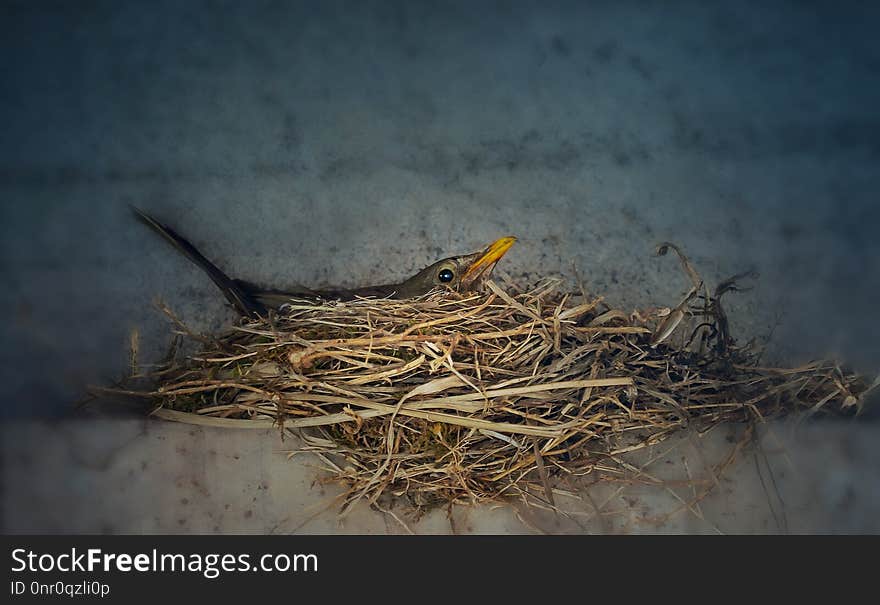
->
[2, 0, 878, 533]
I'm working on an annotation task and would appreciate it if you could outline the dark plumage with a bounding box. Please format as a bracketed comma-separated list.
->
[133, 207, 515, 317]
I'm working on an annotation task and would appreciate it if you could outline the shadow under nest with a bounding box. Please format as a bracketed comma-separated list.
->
[108, 243, 872, 520]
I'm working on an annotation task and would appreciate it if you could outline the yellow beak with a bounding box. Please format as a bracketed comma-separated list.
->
[463, 236, 517, 281]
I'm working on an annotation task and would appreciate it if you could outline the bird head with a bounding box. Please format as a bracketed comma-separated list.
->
[395, 236, 517, 298]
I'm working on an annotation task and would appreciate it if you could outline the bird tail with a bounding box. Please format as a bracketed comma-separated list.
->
[132, 207, 264, 317]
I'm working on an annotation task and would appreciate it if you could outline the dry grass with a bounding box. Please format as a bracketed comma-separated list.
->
[103, 244, 873, 519]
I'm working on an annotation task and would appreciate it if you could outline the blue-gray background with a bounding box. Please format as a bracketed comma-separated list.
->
[3, 1, 878, 419]
[1, 1, 879, 533]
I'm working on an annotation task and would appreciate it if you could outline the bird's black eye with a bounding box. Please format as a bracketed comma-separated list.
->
[438, 268, 454, 283]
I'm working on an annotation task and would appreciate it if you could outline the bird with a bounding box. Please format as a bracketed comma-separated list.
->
[133, 207, 516, 317]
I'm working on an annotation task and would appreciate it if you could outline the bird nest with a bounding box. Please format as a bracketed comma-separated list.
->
[111, 244, 873, 519]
